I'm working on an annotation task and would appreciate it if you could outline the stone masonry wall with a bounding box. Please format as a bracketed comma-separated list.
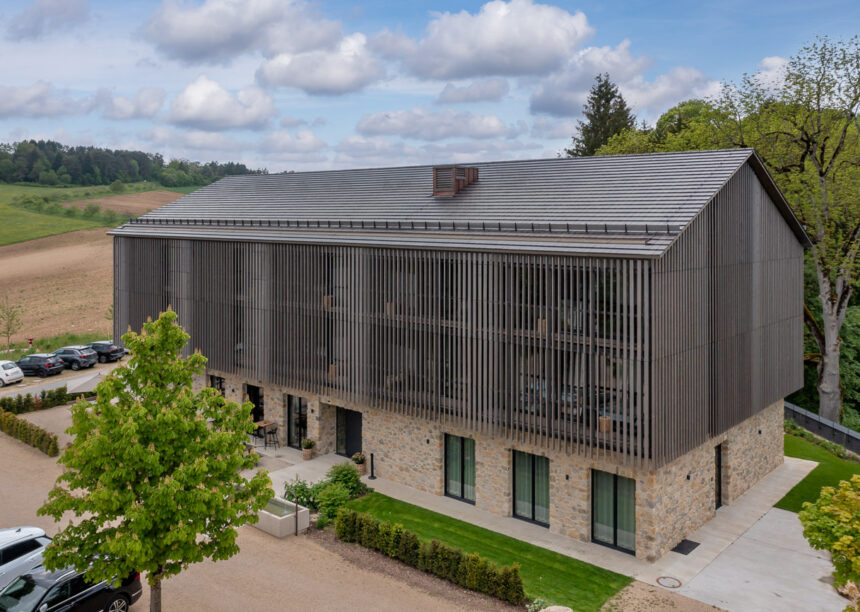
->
[198, 371, 784, 561]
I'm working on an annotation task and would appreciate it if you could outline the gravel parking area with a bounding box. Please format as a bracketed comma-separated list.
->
[0, 432, 504, 611]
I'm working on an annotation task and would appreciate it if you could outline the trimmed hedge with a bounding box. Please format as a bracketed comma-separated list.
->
[335, 508, 525, 605]
[0, 386, 85, 415]
[0, 409, 59, 456]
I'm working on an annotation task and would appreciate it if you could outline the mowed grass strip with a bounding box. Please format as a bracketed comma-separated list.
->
[775, 433, 860, 512]
[346, 492, 631, 610]
[0, 200, 101, 246]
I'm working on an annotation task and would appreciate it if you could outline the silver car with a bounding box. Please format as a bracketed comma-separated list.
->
[0, 527, 51, 591]
[0, 361, 24, 388]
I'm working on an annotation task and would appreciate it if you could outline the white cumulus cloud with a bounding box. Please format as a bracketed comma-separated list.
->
[101, 88, 165, 120]
[168, 76, 276, 130]
[257, 33, 384, 95]
[436, 79, 509, 104]
[6, 0, 90, 41]
[372, 0, 593, 80]
[357, 107, 524, 141]
[142, 0, 340, 64]
[754, 56, 788, 91]
[0, 81, 95, 117]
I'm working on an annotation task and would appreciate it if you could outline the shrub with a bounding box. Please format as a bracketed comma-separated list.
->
[316, 482, 351, 527]
[333, 508, 524, 605]
[109, 180, 125, 193]
[0, 407, 59, 456]
[351, 451, 366, 464]
[326, 462, 363, 497]
[82, 202, 101, 218]
[301, 438, 315, 449]
[283, 477, 318, 510]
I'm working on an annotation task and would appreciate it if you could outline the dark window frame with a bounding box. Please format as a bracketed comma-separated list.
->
[512, 450, 550, 527]
[590, 470, 636, 555]
[444, 434, 475, 504]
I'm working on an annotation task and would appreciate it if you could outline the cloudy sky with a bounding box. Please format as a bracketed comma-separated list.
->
[0, 0, 856, 171]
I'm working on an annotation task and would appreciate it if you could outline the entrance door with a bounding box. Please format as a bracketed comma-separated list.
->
[287, 395, 308, 449]
[715, 444, 723, 509]
[336, 407, 362, 457]
[246, 384, 264, 423]
[592, 470, 636, 554]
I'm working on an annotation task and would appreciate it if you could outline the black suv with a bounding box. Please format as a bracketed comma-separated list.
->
[51, 347, 98, 371]
[15, 355, 65, 377]
[85, 342, 125, 364]
[0, 565, 141, 612]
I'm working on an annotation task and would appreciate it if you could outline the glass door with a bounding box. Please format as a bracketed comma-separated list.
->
[591, 470, 636, 553]
[512, 451, 550, 525]
[287, 395, 307, 449]
[445, 434, 475, 503]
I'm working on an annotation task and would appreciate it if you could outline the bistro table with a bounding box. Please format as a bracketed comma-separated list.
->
[253, 420, 276, 448]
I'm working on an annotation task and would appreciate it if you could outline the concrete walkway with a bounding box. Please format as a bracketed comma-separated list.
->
[263, 449, 837, 610]
[678, 507, 845, 611]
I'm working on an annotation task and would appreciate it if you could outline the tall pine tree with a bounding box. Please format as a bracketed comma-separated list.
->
[566, 74, 636, 157]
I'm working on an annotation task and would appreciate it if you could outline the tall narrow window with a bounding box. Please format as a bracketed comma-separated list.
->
[287, 395, 308, 449]
[512, 451, 550, 525]
[445, 434, 475, 503]
[592, 470, 636, 553]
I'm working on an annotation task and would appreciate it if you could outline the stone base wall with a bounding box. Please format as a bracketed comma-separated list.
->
[196, 371, 784, 561]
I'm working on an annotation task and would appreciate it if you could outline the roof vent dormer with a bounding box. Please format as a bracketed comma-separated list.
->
[433, 165, 478, 197]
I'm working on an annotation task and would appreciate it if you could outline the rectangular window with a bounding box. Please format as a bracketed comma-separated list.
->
[208, 375, 225, 394]
[591, 470, 636, 554]
[444, 434, 475, 503]
[512, 450, 550, 525]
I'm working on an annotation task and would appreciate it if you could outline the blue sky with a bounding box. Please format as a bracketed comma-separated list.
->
[0, 0, 857, 171]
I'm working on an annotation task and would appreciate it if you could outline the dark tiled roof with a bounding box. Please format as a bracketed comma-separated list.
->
[112, 148, 809, 257]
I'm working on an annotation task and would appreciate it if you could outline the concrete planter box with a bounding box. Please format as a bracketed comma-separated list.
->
[254, 497, 310, 538]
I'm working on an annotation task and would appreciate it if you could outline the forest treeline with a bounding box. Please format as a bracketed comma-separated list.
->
[0, 140, 265, 188]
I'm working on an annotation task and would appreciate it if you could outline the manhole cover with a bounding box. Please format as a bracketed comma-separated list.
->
[657, 576, 682, 589]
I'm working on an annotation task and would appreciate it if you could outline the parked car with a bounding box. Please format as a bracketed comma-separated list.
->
[15, 355, 65, 378]
[0, 565, 141, 612]
[0, 527, 51, 591]
[51, 346, 98, 371]
[85, 342, 125, 364]
[0, 361, 24, 388]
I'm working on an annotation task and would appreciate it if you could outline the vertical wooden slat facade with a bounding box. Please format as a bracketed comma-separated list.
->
[114, 161, 805, 469]
[650, 164, 804, 465]
[115, 241, 652, 464]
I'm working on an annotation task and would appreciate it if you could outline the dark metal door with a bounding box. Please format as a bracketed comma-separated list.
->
[715, 444, 723, 509]
[246, 384, 264, 423]
[336, 407, 362, 457]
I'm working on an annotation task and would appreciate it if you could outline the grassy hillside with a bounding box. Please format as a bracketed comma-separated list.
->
[0, 182, 198, 247]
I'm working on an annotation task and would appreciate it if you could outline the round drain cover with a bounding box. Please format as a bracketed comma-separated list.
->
[657, 576, 682, 589]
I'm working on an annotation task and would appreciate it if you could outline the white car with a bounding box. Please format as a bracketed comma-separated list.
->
[0, 360, 23, 388]
[0, 527, 52, 590]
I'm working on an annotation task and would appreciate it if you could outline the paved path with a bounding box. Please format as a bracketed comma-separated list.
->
[678, 508, 845, 611]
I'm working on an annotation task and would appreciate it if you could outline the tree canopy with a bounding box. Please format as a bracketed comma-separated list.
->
[0, 139, 265, 187]
[38, 309, 272, 612]
[566, 73, 636, 157]
[596, 35, 860, 425]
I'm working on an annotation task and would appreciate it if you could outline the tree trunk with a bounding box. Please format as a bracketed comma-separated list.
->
[150, 576, 162, 612]
[815, 265, 848, 423]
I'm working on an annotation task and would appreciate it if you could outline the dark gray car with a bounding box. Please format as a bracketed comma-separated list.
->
[51, 347, 98, 371]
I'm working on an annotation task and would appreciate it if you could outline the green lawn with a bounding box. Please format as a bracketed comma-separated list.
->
[775, 433, 860, 512]
[346, 492, 631, 610]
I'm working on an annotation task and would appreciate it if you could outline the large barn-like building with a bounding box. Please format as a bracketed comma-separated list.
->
[112, 149, 808, 560]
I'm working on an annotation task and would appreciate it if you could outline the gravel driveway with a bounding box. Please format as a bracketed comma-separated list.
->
[0, 432, 502, 611]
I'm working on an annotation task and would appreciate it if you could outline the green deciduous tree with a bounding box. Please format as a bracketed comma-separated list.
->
[38, 309, 273, 612]
[566, 73, 636, 157]
[799, 474, 860, 601]
[715, 36, 860, 423]
[0, 297, 23, 357]
[597, 36, 860, 425]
